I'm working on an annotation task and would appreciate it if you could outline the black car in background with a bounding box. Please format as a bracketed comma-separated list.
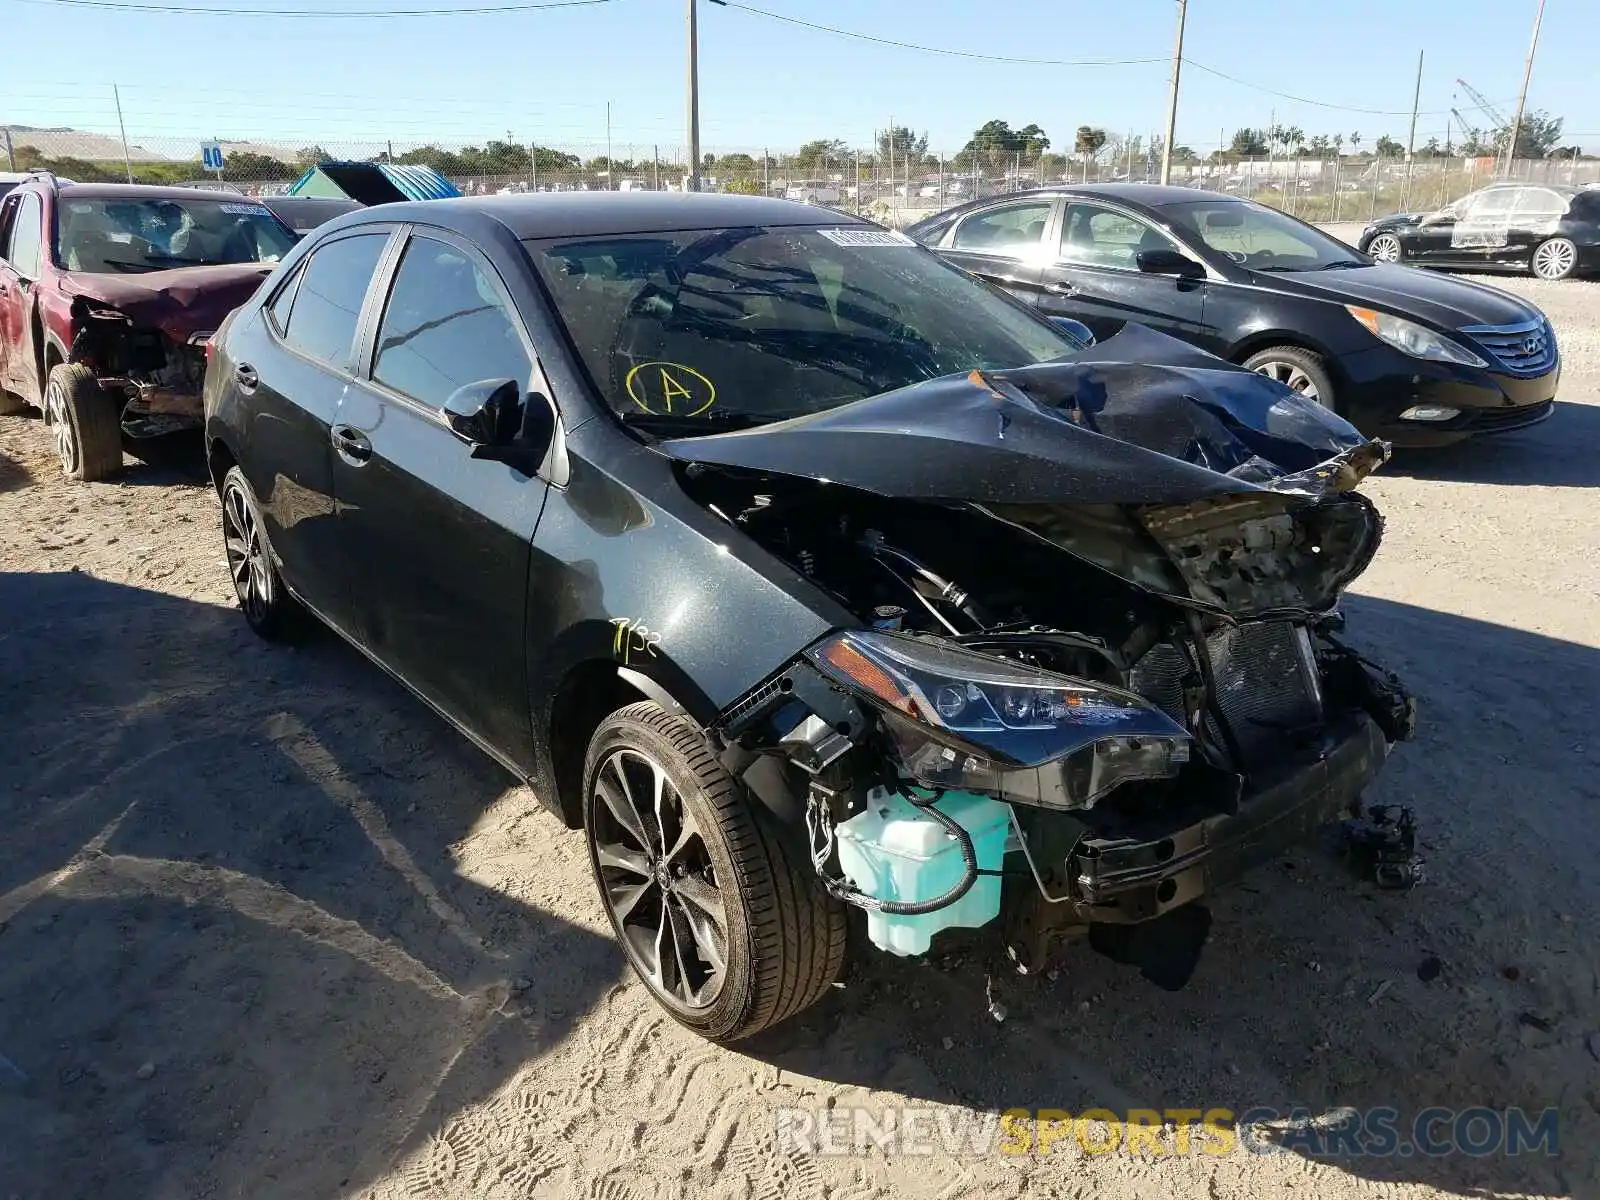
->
[1357, 182, 1600, 280]
[205, 193, 1414, 1042]
[909, 184, 1559, 446]
[260, 195, 365, 237]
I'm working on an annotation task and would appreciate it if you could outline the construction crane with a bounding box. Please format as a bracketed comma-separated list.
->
[1455, 79, 1510, 167]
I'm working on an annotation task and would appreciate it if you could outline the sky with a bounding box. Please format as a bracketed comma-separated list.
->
[1, 0, 1595, 161]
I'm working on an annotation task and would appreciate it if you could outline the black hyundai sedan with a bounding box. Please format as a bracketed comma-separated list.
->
[908, 184, 1559, 446]
[204, 193, 1414, 1042]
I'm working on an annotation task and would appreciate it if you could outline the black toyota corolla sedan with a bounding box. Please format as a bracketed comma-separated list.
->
[204, 193, 1414, 1042]
[1357, 182, 1600, 281]
[908, 184, 1559, 446]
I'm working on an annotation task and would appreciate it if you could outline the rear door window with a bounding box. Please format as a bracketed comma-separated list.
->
[372, 236, 531, 407]
[7, 193, 44, 277]
[278, 232, 389, 371]
[950, 200, 1053, 257]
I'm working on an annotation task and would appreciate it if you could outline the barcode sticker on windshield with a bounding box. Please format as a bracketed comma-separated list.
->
[220, 203, 272, 216]
[817, 228, 915, 247]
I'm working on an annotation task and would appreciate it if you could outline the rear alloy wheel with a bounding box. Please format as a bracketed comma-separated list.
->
[1365, 232, 1403, 263]
[1243, 345, 1338, 411]
[44, 363, 123, 481]
[584, 701, 846, 1043]
[219, 465, 304, 640]
[1530, 236, 1578, 281]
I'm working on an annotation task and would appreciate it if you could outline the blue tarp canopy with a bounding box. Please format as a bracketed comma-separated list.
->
[287, 162, 459, 205]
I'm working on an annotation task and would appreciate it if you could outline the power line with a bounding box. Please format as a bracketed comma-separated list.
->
[1182, 57, 1517, 119]
[8, 0, 610, 16]
[705, 0, 1164, 67]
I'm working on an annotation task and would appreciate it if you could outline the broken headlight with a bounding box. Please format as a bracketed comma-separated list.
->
[807, 630, 1190, 810]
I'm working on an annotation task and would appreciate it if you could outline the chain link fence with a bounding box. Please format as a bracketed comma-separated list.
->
[5, 126, 1596, 231]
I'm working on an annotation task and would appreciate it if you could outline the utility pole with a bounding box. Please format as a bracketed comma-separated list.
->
[4, 127, 15, 171]
[605, 101, 613, 190]
[653, 144, 660, 191]
[1159, 0, 1187, 184]
[1505, 0, 1547, 174]
[685, 0, 701, 192]
[113, 84, 133, 184]
[1402, 49, 1424, 210]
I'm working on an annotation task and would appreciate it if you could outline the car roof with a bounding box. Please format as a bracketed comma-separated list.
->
[51, 182, 269, 204]
[907, 184, 1247, 231]
[328, 192, 871, 239]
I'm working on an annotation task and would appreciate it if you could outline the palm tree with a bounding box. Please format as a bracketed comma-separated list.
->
[1350, 131, 1363, 156]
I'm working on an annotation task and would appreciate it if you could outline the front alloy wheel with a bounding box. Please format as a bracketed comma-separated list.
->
[591, 746, 729, 1009]
[45, 377, 78, 477]
[583, 701, 845, 1043]
[1366, 233, 1403, 263]
[1531, 237, 1577, 280]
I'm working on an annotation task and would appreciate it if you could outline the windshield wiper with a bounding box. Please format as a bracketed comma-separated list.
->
[1316, 259, 1369, 270]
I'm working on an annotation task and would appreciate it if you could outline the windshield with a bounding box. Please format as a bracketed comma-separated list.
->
[1164, 200, 1365, 271]
[56, 197, 296, 274]
[526, 225, 1082, 432]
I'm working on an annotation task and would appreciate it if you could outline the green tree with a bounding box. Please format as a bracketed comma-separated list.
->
[1229, 127, 1269, 156]
[1074, 126, 1108, 176]
[222, 151, 294, 179]
[877, 125, 928, 162]
[1493, 110, 1565, 159]
[295, 145, 332, 167]
[794, 138, 848, 172]
[1374, 134, 1403, 157]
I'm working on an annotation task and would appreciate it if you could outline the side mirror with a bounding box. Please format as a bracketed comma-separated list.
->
[1048, 316, 1096, 346]
[1136, 248, 1204, 278]
[443, 378, 520, 446]
[443, 379, 558, 476]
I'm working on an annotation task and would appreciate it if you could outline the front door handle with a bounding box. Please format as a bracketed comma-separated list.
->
[1043, 281, 1077, 296]
[234, 362, 259, 391]
[331, 425, 372, 464]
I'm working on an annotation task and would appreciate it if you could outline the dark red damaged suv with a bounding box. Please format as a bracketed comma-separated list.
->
[0, 176, 295, 479]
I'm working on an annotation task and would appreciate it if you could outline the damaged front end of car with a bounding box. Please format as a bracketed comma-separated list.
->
[57, 264, 271, 441]
[669, 345, 1418, 989]
[69, 296, 213, 438]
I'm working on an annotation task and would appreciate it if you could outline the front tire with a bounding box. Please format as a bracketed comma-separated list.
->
[219, 465, 304, 640]
[44, 363, 123, 481]
[1243, 345, 1338, 411]
[1530, 236, 1578, 280]
[1365, 232, 1403, 263]
[583, 701, 846, 1043]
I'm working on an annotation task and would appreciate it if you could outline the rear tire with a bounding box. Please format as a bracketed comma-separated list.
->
[219, 465, 305, 641]
[583, 701, 846, 1043]
[1243, 345, 1338, 412]
[44, 363, 123, 481]
[1530, 236, 1578, 281]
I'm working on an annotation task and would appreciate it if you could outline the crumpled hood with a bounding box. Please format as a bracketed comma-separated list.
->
[661, 323, 1379, 507]
[1248, 261, 1539, 330]
[59, 264, 275, 341]
[665, 323, 1387, 617]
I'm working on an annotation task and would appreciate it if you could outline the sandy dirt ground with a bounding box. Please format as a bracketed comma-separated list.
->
[2, 265, 1597, 1200]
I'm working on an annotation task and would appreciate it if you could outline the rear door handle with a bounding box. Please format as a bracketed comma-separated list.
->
[331, 425, 372, 464]
[234, 363, 259, 391]
[1043, 281, 1076, 296]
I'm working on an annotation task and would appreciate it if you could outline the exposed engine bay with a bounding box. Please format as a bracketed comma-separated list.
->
[70, 298, 210, 438]
[665, 351, 1420, 988]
